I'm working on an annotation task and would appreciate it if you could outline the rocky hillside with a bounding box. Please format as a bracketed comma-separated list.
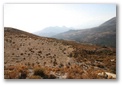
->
[4, 27, 116, 79]
[53, 17, 116, 47]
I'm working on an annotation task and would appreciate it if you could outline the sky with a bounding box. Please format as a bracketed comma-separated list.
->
[4, 4, 116, 33]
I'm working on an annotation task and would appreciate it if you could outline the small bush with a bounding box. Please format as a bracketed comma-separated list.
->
[48, 74, 56, 79]
[21, 53, 23, 55]
[19, 70, 27, 79]
[23, 58, 25, 60]
[34, 67, 45, 77]
[38, 51, 42, 54]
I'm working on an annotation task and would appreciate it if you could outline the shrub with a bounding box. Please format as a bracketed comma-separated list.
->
[23, 58, 25, 60]
[19, 70, 27, 79]
[48, 74, 56, 79]
[28, 53, 30, 56]
[21, 53, 23, 55]
[53, 60, 57, 66]
[44, 62, 46, 66]
[38, 51, 42, 54]
[59, 63, 64, 68]
[34, 67, 45, 77]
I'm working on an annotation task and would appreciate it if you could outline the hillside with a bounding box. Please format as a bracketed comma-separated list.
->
[53, 17, 116, 47]
[34, 26, 72, 37]
[4, 27, 116, 79]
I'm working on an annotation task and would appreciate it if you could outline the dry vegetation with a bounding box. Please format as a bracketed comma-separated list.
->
[4, 27, 116, 79]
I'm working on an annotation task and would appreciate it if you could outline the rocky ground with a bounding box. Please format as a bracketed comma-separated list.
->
[4, 27, 116, 79]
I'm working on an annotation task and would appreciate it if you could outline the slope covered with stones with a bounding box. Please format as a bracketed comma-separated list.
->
[4, 27, 74, 68]
[4, 27, 116, 79]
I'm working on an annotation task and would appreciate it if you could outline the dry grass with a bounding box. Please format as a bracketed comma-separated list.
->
[4, 27, 116, 79]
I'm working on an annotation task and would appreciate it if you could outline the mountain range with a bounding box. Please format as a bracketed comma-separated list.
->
[34, 26, 73, 37]
[52, 17, 116, 47]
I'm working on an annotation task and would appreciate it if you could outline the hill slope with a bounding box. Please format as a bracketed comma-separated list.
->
[4, 27, 116, 79]
[4, 27, 74, 67]
[53, 17, 116, 47]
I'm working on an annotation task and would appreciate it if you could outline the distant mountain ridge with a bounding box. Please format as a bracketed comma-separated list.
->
[53, 17, 116, 47]
[34, 26, 73, 37]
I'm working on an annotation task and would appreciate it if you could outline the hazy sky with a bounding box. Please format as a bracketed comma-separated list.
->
[4, 4, 116, 33]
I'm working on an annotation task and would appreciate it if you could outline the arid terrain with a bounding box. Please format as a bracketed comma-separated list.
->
[4, 27, 116, 79]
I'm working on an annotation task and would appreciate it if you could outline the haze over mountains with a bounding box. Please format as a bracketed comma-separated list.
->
[34, 26, 73, 37]
[52, 17, 116, 47]
[34, 17, 116, 47]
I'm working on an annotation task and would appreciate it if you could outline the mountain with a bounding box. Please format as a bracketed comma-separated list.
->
[53, 17, 116, 47]
[34, 26, 72, 37]
[4, 27, 116, 79]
